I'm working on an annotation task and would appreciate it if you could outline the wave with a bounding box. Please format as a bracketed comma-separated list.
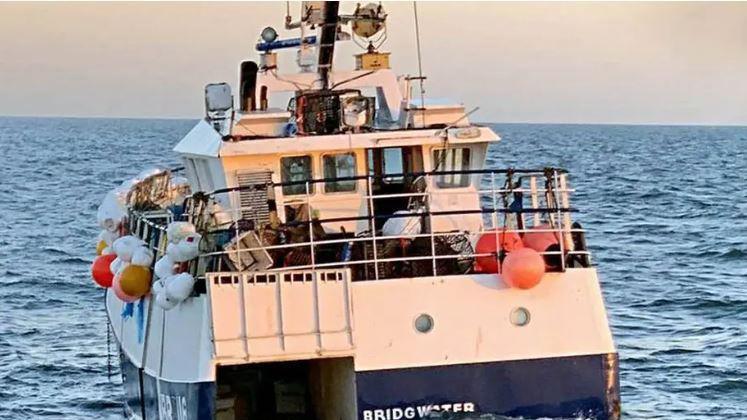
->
[54, 257, 91, 265]
[694, 379, 747, 394]
[718, 248, 746, 260]
[40, 247, 72, 256]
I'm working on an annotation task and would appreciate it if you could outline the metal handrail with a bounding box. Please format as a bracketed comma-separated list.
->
[207, 167, 568, 196]
[127, 168, 590, 281]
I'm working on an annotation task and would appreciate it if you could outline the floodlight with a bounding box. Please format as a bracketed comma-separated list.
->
[261, 26, 278, 43]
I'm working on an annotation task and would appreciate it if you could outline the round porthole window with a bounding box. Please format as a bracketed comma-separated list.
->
[414, 314, 434, 333]
[510, 307, 531, 327]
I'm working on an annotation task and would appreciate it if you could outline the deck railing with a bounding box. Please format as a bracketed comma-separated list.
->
[127, 168, 591, 283]
[172, 168, 592, 281]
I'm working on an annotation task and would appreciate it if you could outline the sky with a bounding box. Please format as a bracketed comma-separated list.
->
[0, 1, 746, 125]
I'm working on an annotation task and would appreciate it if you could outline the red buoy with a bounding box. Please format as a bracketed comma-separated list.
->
[475, 230, 523, 273]
[502, 247, 545, 289]
[91, 254, 117, 288]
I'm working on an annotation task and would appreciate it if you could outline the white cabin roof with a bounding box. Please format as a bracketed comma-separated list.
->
[174, 123, 500, 158]
[221, 126, 499, 156]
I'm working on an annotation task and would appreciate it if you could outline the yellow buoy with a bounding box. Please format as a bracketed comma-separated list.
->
[119, 265, 152, 297]
[96, 240, 108, 256]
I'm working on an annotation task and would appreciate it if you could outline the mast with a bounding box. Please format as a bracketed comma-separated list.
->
[317, 1, 340, 90]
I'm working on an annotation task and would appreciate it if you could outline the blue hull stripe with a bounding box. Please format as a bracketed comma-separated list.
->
[356, 353, 620, 420]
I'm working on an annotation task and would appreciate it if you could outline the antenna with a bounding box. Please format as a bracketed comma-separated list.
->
[413, 2, 426, 114]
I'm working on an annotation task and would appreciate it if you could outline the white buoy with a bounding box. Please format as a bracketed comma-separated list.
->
[155, 291, 178, 310]
[165, 273, 196, 302]
[154, 255, 176, 279]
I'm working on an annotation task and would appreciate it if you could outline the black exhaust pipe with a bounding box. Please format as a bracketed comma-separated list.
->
[239, 60, 259, 112]
[317, 1, 340, 90]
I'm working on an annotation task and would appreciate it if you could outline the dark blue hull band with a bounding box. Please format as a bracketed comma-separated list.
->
[121, 352, 619, 419]
[356, 353, 620, 420]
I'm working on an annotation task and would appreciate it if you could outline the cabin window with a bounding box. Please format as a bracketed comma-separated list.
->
[281, 155, 313, 195]
[378, 148, 404, 183]
[433, 148, 471, 188]
[323, 153, 357, 193]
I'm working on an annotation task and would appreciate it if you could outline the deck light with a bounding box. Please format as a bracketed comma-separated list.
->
[261, 26, 278, 43]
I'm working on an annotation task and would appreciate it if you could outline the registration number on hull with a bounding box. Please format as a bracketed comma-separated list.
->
[158, 393, 188, 420]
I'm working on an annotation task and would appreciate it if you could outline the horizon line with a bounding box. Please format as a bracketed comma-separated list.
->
[1, 114, 746, 128]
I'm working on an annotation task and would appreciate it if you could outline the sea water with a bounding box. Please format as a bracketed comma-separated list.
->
[0, 117, 745, 419]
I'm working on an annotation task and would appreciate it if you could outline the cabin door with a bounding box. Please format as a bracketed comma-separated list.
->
[366, 146, 424, 229]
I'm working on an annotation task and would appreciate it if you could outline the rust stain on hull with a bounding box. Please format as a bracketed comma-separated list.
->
[604, 352, 621, 419]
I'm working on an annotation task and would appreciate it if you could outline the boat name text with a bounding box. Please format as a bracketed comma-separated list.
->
[363, 402, 476, 420]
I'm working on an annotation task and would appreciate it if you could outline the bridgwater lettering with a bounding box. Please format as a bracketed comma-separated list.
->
[363, 402, 476, 420]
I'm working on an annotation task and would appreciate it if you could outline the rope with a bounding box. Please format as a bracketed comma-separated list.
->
[330, 71, 376, 90]
[499, 170, 514, 269]
[104, 288, 115, 383]
[544, 167, 559, 228]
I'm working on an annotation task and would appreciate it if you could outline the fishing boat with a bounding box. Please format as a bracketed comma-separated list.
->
[91, 2, 620, 419]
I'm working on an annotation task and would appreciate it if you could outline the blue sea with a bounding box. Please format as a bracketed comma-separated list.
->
[0, 117, 745, 419]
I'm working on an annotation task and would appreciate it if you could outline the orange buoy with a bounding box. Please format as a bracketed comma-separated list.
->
[522, 224, 559, 252]
[119, 265, 152, 298]
[522, 224, 562, 268]
[91, 254, 117, 288]
[112, 274, 139, 302]
[502, 247, 545, 289]
[96, 240, 108, 256]
[475, 230, 523, 273]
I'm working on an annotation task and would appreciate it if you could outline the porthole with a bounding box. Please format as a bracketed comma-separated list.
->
[414, 314, 434, 333]
[510, 307, 531, 327]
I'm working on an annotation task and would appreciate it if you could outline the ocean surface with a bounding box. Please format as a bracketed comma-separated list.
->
[0, 117, 745, 419]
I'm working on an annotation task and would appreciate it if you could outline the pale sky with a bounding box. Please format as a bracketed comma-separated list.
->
[1, 1, 746, 125]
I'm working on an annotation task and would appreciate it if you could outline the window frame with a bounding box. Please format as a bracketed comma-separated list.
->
[280, 155, 315, 196]
[321, 152, 358, 194]
[432, 147, 472, 189]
